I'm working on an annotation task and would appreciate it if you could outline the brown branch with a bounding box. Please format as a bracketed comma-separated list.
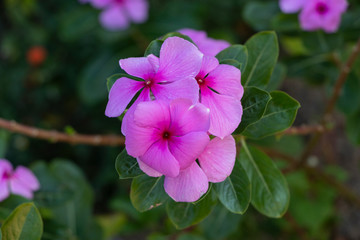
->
[0, 118, 125, 146]
[282, 125, 326, 135]
[298, 38, 360, 167]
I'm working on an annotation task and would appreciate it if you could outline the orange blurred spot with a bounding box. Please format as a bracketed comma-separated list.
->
[27, 46, 47, 66]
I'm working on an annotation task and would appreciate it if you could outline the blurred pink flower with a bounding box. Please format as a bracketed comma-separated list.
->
[89, 0, 149, 31]
[196, 56, 243, 138]
[178, 28, 230, 56]
[0, 159, 40, 201]
[299, 0, 348, 33]
[125, 99, 210, 178]
[105, 37, 203, 135]
[279, 0, 305, 13]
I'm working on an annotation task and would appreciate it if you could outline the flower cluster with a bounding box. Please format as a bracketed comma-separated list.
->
[80, 0, 148, 31]
[0, 159, 40, 201]
[279, 0, 348, 33]
[106, 30, 243, 202]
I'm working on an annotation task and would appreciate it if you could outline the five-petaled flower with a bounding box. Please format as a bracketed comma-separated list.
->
[105, 36, 203, 135]
[85, 0, 149, 31]
[0, 159, 40, 201]
[279, 0, 348, 33]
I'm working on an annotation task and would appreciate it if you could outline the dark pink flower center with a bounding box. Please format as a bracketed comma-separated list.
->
[315, 2, 329, 15]
[196, 76, 205, 86]
[144, 79, 153, 88]
[162, 131, 170, 139]
[2, 171, 11, 181]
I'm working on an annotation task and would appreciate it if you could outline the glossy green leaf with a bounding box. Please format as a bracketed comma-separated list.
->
[166, 190, 217, 229]
[1, 203, 43, 240]
[236, 87, 271, 134]
[115, 149, 143, 179]
[239, 141, 289, 218]
[144, 40, 164, 57]
[214, 161, 251, 214]
[216, 45, 248, 72]
[266, 63, 287, 92]
[242, 31, 279, 88]
[219, 59, 241, 70]
[162, 32, 195, 45]
[130, 176, 168, 212]
[243, 91, 300, 139]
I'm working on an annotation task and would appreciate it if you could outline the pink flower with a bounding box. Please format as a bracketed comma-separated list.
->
[195, 56, 243, 138]
[126, 99, 210, 178]
[105, 37, 203, 135]
[126, 99, 236, 202]
[279, 0, 306, 13]
[299, 0, 348, 33]
[0, 159, 40, 201]
[90, 0, 149, 31]
[178, 28, 230, 57]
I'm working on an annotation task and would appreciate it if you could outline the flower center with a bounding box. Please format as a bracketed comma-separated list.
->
[196, 76, 205, 85]
[315, 2, 329, 15]
[162, 131, 170, 139]
[2, 171, 11, 180]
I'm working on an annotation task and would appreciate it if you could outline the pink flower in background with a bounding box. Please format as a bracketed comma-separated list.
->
[125, 99, 210, 178]
[195, 56, 243, 138]
[279, 0, 348, 33]
[0, 159, 40, 201]
[299, 0, 348, 33]
[279, 0, 305, 13]
[105, 37, 203, 135]
[88, 0, 149, 31]
[178, 28, 230, 56]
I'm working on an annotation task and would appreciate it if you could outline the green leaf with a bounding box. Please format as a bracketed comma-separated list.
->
[239, 141, 289, 218]
[162, 32, 195, 45]
[219, 59, 241, 70]
[242, 31, 279, 88]
[0, 130, 9, 158]
[243, 91, 300, 139]
[346, 110, 360, 145]
[144, 40, 164, 57]
[243, 2, 279, 31]
[337, 73, 360, 116]
[236, 87, 271, 134]
[1, 203, 43, 240]
[216, 45, 248, 72]
[214, 161, 251, 214]
[301, 31, 343, 54]
[130, 176, 168, 212]
[266, 63, 287, 92]
[166, 190, 217, 229]
[107, 73, 143, 92]
[115, 149, 143, 179]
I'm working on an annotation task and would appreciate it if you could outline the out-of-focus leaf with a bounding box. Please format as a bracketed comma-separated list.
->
[214, 161, 251, 214]
[266, 63, 287, 91]
[337, 73, 360, 116]
[178, 234, 206, 240]
[166, 190, 217, 229]
[243, 31, 279, 88]
[243, 1, 279, 31]
[236, 87, 271, 134]
[271, 14, 300, 32]
[0, 130, 9, 158]
[301, 31, 343, 54]
[243, 91, 300, 139]
[130, 176, 168, 212]
[216, 45, 248, 72]
[115, 149, 143, 179]
[1, 202, 43, 240]
[239, 142, 290, 218]
[346, 110, 360, 145]
[144, 40, 164, 57]
[162, 32, 195, 44]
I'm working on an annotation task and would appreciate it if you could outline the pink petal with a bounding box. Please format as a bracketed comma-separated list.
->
[138, 140, 180, 177]
[0, 180, 10, 201]
[197, 38, 230, 57]
[0, 159, 13, 178]
[197, 55, 219, 79]
[279, 0, 305, 13]
[91, 0, 113, 8]
[152, 77, 200, 104]
[168, 132, 209, 170]
[198, 136, 236, 182]
[169, 99, 210, 136]
[99, 6, 129, 31]
[156, 37, 203, 82]
[137, 159, 162, 177]
[124, 0, 148, 23]
[164, 162, 208, 202]
[205, 64, 243, 100]
[13, 166, 40, 191]
[9, 178, 33, 199]
[119, 55, 159, 80]
[133, 100, 171, 130]
[121, 88, 151, 136]
[201, 88, 243, 138]
[178, 28, 207, 42]
[105, 77, 144, 118]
